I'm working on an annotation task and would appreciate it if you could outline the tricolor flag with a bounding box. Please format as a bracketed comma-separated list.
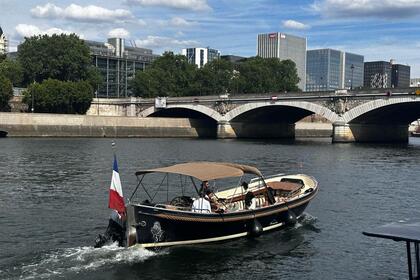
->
[108, 155, 126, 214]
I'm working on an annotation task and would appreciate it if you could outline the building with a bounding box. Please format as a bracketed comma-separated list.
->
[364, 60, 410, 89]
[0, 26, 8, 54]
[410, 78, 420, 87]
[391, 63, 410, 88]
[220, 55, 247, 63]
[306, 49, 364, 92]
[85, 38, 158, 98]
[257, 32, 306, 90]
[364, 61, 392, 88]
[182, 47, 220, 68]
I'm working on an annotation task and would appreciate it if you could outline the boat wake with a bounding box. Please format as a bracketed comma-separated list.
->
[10, 243, 159, 280]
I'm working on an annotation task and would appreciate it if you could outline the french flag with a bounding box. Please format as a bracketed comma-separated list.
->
[108, 155, 126, 214]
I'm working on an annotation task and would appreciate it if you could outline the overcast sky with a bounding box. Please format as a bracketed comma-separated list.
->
[1, 0, 420, 76]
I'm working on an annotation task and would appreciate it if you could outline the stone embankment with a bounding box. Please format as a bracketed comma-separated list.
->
[0, 112, 216, 138]
[0, 112, 333, 138]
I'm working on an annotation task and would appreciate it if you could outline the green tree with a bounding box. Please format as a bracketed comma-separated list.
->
[197, 59, 234, 95]
[0, 75, 13, 111]
[132, 52, 198, 97]
[18, 34, 92, 85]
[236, 57, 300, 93]
[23, 79, 93, 114]
[0, 59, 23, 86]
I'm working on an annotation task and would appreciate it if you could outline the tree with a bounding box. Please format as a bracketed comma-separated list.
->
[23, 79, 93, 114]
[18, 34, 92, 85]
[132, 52, 198, 98]
[0, 59, 23, 86]
[197, 59, 234, 95]
[0, 75, 13, 111]
[236, 57, 300, 93]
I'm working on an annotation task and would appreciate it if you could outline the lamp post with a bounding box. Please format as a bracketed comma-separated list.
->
[350, 64, 354, 90]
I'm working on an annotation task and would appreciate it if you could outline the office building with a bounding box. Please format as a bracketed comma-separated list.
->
[364, 61, 392, 88]
[391, 63, 410, 88]
[0, 26, 8, 54]
[364, 60, 410, 89]
[306, 49, 364, 92]
[182, 47, 220, 68]
[257, 32, 306, 90]
[86, 38, 158, 98]
[221, 55, 246, 63]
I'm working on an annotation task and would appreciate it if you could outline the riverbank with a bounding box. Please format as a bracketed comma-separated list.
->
[0, 112, 332, 138]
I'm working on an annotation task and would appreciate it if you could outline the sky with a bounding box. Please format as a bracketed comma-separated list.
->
[1, 0, 420, 76]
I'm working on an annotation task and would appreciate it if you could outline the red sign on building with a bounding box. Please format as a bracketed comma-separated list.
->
[268, 33, 277, 38]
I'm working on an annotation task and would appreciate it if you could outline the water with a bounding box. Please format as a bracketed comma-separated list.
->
[1, 137, 420, 279]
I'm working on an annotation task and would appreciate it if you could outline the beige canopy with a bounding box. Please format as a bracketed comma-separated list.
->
[135, 162, 263, 181]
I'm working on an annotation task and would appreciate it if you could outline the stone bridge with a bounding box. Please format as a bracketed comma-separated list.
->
[88, 88, 420, 142]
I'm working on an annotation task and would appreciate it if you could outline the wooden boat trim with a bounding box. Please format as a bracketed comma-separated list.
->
[132, 221, 287, 248]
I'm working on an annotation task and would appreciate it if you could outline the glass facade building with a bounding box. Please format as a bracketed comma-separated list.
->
[86, 38, 158, 98]
[306, 49, 364, 92]
[257, 33, 307, 91]
[364, 61, 392, 88]
[391, 64, 410, 88]
[182, 47, 220, 68]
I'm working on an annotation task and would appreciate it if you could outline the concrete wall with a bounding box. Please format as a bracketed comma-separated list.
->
[0, 112, 216, 138]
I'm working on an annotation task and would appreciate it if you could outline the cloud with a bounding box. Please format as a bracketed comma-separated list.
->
[159, 17, 197, 27]
[312, 0, 420, 19]
[282, 20, 310, 30]
[125, 0, 211, 11]
[15, 24, 78, 38]
[135, 35, 199, 48]
[31, 3, 133, 22]
[108, 28, 130, 38]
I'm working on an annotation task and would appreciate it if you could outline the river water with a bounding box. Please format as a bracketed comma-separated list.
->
[1, 137, 420, 280]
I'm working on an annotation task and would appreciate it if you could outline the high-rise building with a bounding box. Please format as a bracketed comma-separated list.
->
[85, 38, 158, 98]
[257, 32, 306, 90]
[364, 61, 392, 88]
[182, 47, 220, 68]
[391, 63, 410, 88]
[306, 49, 364, 92]
[0, 26, 8, 54]
[364, 60, 410, 89]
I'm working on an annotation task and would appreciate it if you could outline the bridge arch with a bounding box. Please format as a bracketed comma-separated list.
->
[224, 101, 340, 123]
[139, 104, 223, 122]
[343, 97, 420, 124]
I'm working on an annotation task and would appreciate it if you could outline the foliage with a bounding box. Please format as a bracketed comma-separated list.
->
[132, 52, 198, 98]
[236, 57, 300, 93]
[0, 58, 24, 86]
[0, 75, 13, 111]
[18, 34, 92, 85]
[131, 54, 301, 97]
[23, 79, 93, 114]
[197, 59, 234, 95]
[0, 53, 6, 63]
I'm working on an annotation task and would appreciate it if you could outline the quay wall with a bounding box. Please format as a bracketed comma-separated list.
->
[0, 112, 333, 138]
[0, 112, 216, 138]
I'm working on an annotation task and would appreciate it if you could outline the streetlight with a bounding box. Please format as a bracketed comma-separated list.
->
[350, 64, 355, 90]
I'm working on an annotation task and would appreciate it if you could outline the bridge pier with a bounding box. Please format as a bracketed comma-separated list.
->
[217, 121, 295, 139]
[333, 122, 409, 143]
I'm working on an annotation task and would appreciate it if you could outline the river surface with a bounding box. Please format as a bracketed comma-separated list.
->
[1, 137, 420, 280]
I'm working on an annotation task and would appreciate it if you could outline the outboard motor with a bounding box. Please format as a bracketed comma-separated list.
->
[94, 212, 126, 248]
[248, 219, 263, 237]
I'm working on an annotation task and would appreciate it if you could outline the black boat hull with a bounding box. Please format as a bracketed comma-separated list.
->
[127, 188, 317, 248]
[0, 130, 7, 138]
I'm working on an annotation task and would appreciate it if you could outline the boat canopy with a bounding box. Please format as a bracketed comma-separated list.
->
[135, 162, 263, 181]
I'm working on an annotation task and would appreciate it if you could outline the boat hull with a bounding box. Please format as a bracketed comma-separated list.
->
[127, 187, 317, 248]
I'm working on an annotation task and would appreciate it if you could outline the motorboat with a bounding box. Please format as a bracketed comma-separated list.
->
[0, 130, 7, 137]
[96, 162, 318, 249]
